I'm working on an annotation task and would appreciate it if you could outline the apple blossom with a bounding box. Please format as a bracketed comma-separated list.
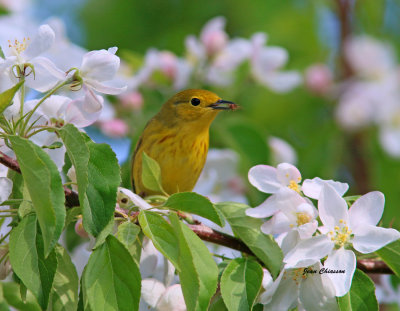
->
[246, 163, 302, 218]
[141, 279, 186, 311]
[260, 263, 338, 311]
[260, 189, 318, 239]
[0, 24, 65, 93]
[250, 32, 301, 93]
[284, 184, 400, 296]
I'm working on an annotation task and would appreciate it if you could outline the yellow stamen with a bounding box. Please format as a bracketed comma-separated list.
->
[288, 180, 300, 193]
[8, 37, 30, 54]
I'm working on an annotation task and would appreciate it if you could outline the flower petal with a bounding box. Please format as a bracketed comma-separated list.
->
[261, 211, 291, 235]
[319, 184, 349, 230]
[64, 92, 103, 128]
[348, 191, 384, 230]
[248, 164, 281, 193]
[0, 177, 12, 203]
[85, 78, 127, 95]
[302, 177, 349, 200]
[119, 188, 153, 211]
[140, 238, 159, 278]
[262, 270, 298, 311]
[246, 195, 278, 218]
[80, 48, 120, 81]
[141, 278, 166, 308]
[22, 24, 55, 60]
[32, 56, 66, 80]
[38, 95, 70, 119]
[276, 162, 301, 186]
[25, 58, 63, 92]
[156, 284, 186, 311]
[284, 235, 334, 268]
[353, 224, 400, 253]
[324, 248, 356, 297]
[299, 263, 338, 311]
[297, 220, 318, 239]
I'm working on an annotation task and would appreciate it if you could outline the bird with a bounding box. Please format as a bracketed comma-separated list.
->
[131, 89, 237, 197]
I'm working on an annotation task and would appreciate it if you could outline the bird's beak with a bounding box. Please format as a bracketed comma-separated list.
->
[208, 99, 238, 110]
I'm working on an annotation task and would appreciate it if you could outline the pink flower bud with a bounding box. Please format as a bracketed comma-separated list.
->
[100, 119, 129, 137]
[75, 217, 89, 238]
[159, 51, 178, 79]
[305, 64, 333, 95]
[203, 31, 227, 56]
[120, 91, 143, 110]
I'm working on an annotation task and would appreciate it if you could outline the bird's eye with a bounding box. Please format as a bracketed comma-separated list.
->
[191, 98, 201, 106]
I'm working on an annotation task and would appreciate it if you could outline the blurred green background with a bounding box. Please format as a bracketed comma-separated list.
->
[37, 0, 400, 228]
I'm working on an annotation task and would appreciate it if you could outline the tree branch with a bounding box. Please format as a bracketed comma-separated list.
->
[334, 0, 371, 194]
[0, 150, 393, 274]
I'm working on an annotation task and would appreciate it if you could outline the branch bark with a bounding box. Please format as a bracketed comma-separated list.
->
[335, 0, 371, 194]
[0, 150, 393, 274]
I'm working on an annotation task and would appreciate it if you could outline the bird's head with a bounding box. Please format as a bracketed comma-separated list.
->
[158, 89, 237, 127]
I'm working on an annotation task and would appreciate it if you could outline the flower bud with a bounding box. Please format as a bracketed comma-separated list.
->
[305, 64, 333, 95]
[75, 216, 89, 238]
[99, 119, 129, 137]
[119, 91, 143, 110]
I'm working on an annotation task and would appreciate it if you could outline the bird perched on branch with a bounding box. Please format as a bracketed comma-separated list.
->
[131, 89, 237, 197]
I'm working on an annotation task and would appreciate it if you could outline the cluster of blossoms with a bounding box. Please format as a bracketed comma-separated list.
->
[305, 36, 400, 157]
[0, 22, 126, 170]
[246, 162, 400, 310]
[128, 16, 301, 93]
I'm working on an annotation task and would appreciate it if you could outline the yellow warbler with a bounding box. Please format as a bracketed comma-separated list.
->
[131, 89, 237, 196]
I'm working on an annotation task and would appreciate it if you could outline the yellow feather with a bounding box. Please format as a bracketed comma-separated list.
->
[131, 89, 236, 196]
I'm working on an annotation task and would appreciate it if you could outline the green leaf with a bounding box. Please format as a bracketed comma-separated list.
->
[84, 142, 120, 236]
[10, 136, 66, 256]
[220, 258, 263, 311]
[0, 81, 23, 114]
[59, 124, 120, 237]
[169, 213, 218, 311]
[92, 219, 115, 250]
[0, 46, 4, 59]
[164, 192, 224, 226]
[138, 211, 180, 269]
[337, 269, 378, 311]
[65, 206, 82, 228]
[209, 296, 228, 311]
[49, 245, 79, 311]
[116, 222, 142, 265]
[18, 183, 34, 218]
[83, 235, 141, 311]
[141, 151, 166, 194]
[117, 221, 141, 249]
[1, 282, 41, 311]
[216, 202, 282, 278]
[9, 215, 58, 309]
[376, 239, 400, 277]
